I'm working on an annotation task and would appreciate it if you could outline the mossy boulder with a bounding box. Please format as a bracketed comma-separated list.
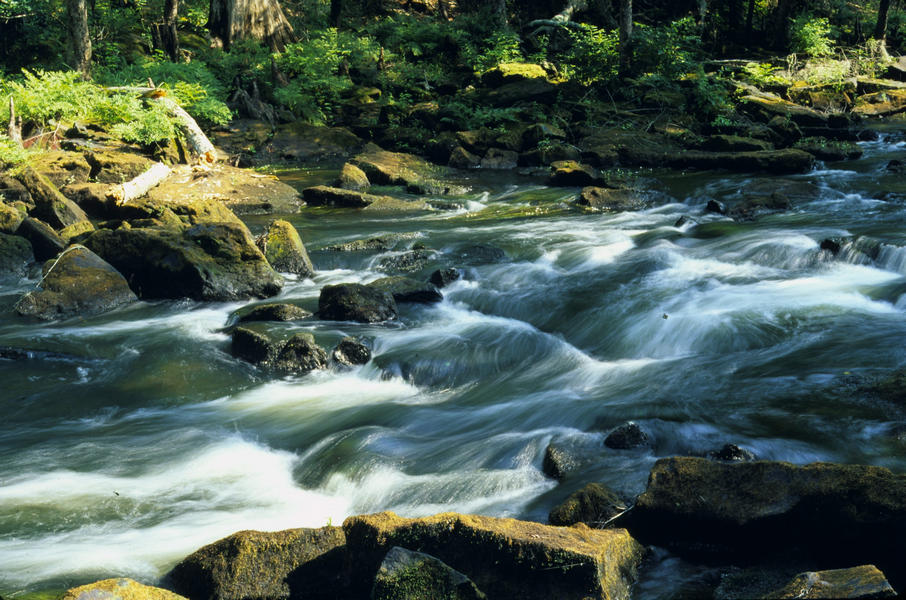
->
[59, 219, 95, 242]
[717, 564, 896, 599]
[542, 443, 578, 480]
[337, 163, 370, 191]
[0, 202, 25, 234]
[350, 145, 449, 193]
[523, 123, 567, 148]
[548, 161, 604, 187]
[15, 217, 67, 261]
[164, 527, 349, 600]
[15, 247, 137, 320]
[332, 337, 372, 367]
[231, 326, 282, 365]
[266, 122, 364, 162]
[343, 511, 644, 600]
[376, 249, 434, 273]
[604, 422, 651, 449]
[235, 303, 311, 324]
[84, 223, 283, 301]
[318, 283, 398, 323]
[698, 135, 773, 153]
[448, 146, 481, 169]
[854, 90, 906, 117]
[0, 232, 33, 275]
[481, 63, 548, 87]
[84, 149, 153, 183]
[626, 457, 906, 578]
[794, 137, 863, 161]
[740, 94, 830, 127]
[622, 148, 814, 174]
[16, 166, 90, 230]
[549, 483, 626, 528]
[372, 547, 486, 600]
[272, 332, 330, 374]
[484, 78, 559, 107]
[576, 187, 644, 212]
[455, 129, 499, 156]
[368, 276, 442, 303]
[29, 150, 91, 188]
[480, 148, 519, 169]
[303, 185, 378, 208]
[62, 578, 186, 600]
[255, 219, 314, 278]
[519, 143, 581, 166]
[429, 268, 460, 288]
[62, 182, 116, 218]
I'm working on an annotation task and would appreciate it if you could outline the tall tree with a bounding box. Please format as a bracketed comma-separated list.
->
[874, 0, 893, 56]
[65, 0, 91, 75]
[772, 0, 800, 50]
[330, 0, 342, 26]
[207, 0, 296, 52]
[619, 0, 632, 75]
[493, 0, 507, 26]
[152, 0, 180, 61]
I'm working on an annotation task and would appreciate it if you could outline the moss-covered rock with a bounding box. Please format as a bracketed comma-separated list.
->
[0, 232, 33, 275]
[337, 163, 370, 191]
[15, 217, 67, 261]
[62, 182, 115, 218]
[542, 443, 578, 480]
[84, 149, 153, 184]
[455, 129, 499, 156]
[548, 161, 604, 187]
[271, 332, 329, 374]
[481, 63, 548, 87]
[480, 148, 519, 169]
[519, 143, 581, 166]
[0, 202, 25, 234]
[332, 336, 371, 367]
[576, 187, 644, 212]
[717, 564, 896, 599]
[854, 89, 906, 117]
[234, 303, 311, 324]
[698, 135, 773, 152]
[621, 147, 814, 174]
[794, 137, 863, 161]
[164, 527, 349, 600]
[350, 145, 454, 195]
[29, 150, 91, 188]
[62, 578, 186, 600]
[266, 122, 365, 163]
[231, 326, 281, 366]
[372, 547, 487, 600]
[59, 219, 95, 242]
[484, 78, 559, 107]
[303, 185, 378, 208]
[627, 457, 906, 577]
[343, 511, 644, 600]
[740, 94, 830, 127]
[84, 224, 283, 301]
[255, 219, 314, 278]
[368, 276, 442, 303]
[318, 283, 398, 323]
[448, 146, 481, 169]
[16, 166, 90, 230]
[549, 483, 626, 528]
[14, 246, 137, 320]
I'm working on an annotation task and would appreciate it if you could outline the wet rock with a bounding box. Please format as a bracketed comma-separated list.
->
[794, 137, 863, 161]
[15, 217, 67, 261]
[231, 326, 281, 365]
[62, 578, 186, 600]
[372, 547, 486, 600]
[548, 161, 604, 187]
[16, 166, 90, 230]
[61, 182, 115, 218]
[698, 135, 773, 152]
[523, 123, 567, 148]
[576, 187, 644, 212]
[706, 199, 727, 214]
[336, 163, 370, 191]
[15, 247, 137, 320]
[854, 90, 906, 117]
[272, 333, 329, 374]
[519, 143, 581, 167]
[885, 159, 906, 173]
[303, 185, 375, 208]
[717, 564, 896, 600]
[542, 443, 577, 480]
[164, 527, 349, 600]
[236, 303, 312, 323]
[675, 216, 696, 228]
[448, 146, 481, 169]
[318, 283, 398, 323]
[480, 148, 518, 170]
[368, 276, 442, 304]
[627, 457, 906, 576]
[604, 422, 651, 450]
[708, 443, 756, 462]
[343, 511, 644, 600]
[376, 249, 433, 273]
[728, 194, 792, 221]
[255, 219, 314, 278]
[322, 234, 417, 253]
[350, 145, 448, 193]
[454, 244, 506, 265]
[84, 149, 153, 184]
[332, 337, 371, 367]
[821, 238, 842, 255]
[548, 483, 626, 528]
[0, 202, 25, 234]
[0, 233, 33, 275]
[429, 268, 460, 288]
[266, 121, 363, 162]
[767, 116, 804, 147]
[85, 223, 283, 301]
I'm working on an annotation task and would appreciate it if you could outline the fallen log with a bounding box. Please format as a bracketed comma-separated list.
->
[109, 162, 171, 205]
[8, 96, 23, 145]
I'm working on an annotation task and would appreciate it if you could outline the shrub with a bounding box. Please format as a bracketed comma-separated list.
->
[562, 24, 619, 85]
[791, 16, 835, 57]
[0, 135, 29, 168]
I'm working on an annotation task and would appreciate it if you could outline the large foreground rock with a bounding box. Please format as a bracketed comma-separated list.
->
[164, 527, 348, 600]
[16, 166, 90, 230]
[63, 578, 186, 600]
[343, 511, 644, 600]
[717, 564, 896, 599]
[15, 247, 137, 320]
[318, 283, 398, 322]
[349, 146, 454, 194]
[549, 483, 626, 528]
[85, 224, 283, 301]
[255, 219, 314, 277]
[627, 457, 906, 579]
[372, 547, 486, 600]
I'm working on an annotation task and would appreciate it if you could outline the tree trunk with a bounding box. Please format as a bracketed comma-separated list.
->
[65, 0, 92, 75]
[207, 0, 296, 52]
[875, 0, 893, 43]
[619, 0, 632, 76]
[772, 0, 799, 50]
[330, 0, 342, 26]
[493, 0, 507, 27]
[152, 0, 180, 61]
[110, 162, 172, 205]
[745, 0, 755, 42]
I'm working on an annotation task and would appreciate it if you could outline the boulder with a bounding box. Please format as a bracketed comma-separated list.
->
[708, 443, 756, 462]
[698, 135, 773, 152]
[61, 182, 114, 218]
[548, 161, 603, 187]
[717, 564, 896, 600]
[0, 175, 32, 206]
[0, 203, 24, 233]
[620, 148, 814, 174]
[604, 422, 651, 450]
[60, 219, 95, 242]
[706, 200, 727, 214]
[856, 77, 906, 94]
[0, 232, 33, 275]
[429, 268, 461, 288]
[255, 219, 314, 278]
[627, 457, 906, 577]
[576, 187, 644, 212]
[15, 217, 67, 261]
[164, 527, 349, 600]
[85, 224, 283, 301]
[481, 63, 548, 87]
[231, 326, 281, 366]
[62, 578, 186, 600]
[455, 130, 499, 156]
[15, 247, 137, 320]
[376, 249, 434, 273]
[318, 283, 398, 323]
[368, 276, 442, 303]
[16, 166, 90, 230]
[794, 137, 863, 161]
[854, 90, 906, 117]
[322, 234, 416, 253]
[266, 122, 364, 162]
[337, 163, 370, 191]
[519, 143, 582, 166]
[542, 443, 577, 480]
[485, 79, 559, 107]
[885, 55, 906, 81]
[272, 332, 329, 374]
[303, 185, 376, 208]
[343, 511, 644, 600]
[767, 116, 803, 147]
[372, 547, 486, 600]
[480, 148, 518, 169]
[523, 123, 567, 148]
[548, 483, 626, 528]
[27, 150, 91, 188]
[448, 146, 481, 169]
[84, 149, 153, 184]
[350, 145, 448, 193]
[728, 194, 791, 221]
[332, 337, 372, 367]
[740, 95, 829, 127]
[454, 244, 506, 265]
[235, 303, 312, 323]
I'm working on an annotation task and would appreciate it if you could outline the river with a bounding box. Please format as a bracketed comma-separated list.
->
[2, 131, 906, 597]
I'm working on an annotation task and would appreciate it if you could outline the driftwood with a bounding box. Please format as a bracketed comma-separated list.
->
[109, 162, 172, 205]
[7, 96, 22, 145]
[527, 0, 589, 37]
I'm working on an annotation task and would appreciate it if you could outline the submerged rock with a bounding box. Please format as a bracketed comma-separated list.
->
[332, 337, 371, 367]
[164, 527, 349, 600]
[372, 547, 486, 600]
[343, 511, 644, 600]
[255, 219, 314, 278]
[429, 268, 461, 288]
[368, 276, 442, 303]
[376, 249, 434, 273]
[548, 483, 626, 528]
[454, 244, 506, 265]
[318, 283, 398, 323]
[62, 578, 186, 600]
[15, 247, 137, 320]
[604, 422, 651, 450]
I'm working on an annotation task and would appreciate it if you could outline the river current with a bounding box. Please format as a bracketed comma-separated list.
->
[2, 132, 906, 597]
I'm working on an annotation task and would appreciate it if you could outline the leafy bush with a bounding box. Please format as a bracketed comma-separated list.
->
[742, 62, 790, 87]
[0, 70, 103, 127]
[562, 24, 619, 86]
[464, 30, 524, 73]
[0, 135, 29, 168]
[791, 16, 835, 57]
[633, 17, 702, 79]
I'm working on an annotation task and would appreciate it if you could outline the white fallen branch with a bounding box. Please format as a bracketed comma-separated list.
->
[110, 162, 172, 205]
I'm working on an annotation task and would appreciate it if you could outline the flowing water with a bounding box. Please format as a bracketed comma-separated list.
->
[3, 132, 906, 597]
